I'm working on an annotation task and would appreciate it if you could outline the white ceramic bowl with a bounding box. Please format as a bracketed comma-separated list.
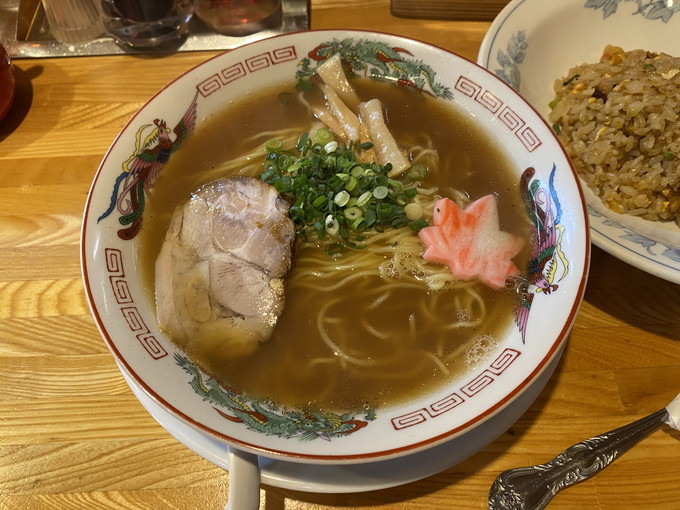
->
[478, 0, 680, 284]
[82, 30, 589, 470]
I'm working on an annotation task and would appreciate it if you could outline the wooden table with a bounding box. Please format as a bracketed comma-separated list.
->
[1, 1, 679, 508]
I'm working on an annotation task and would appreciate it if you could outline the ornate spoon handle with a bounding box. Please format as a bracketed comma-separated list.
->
[488, 408, 669, 510]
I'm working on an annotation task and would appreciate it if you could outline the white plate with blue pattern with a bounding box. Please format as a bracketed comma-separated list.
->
[478, 0, 680, 284]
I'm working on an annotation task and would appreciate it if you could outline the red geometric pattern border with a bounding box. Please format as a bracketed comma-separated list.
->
[390, 348, 521, 430]
[104, 248, 168, 360]
[197, 45, 298, 98]
[121, 306, 168, 360]
[105, 248, 133, 304]
[454, 76, 542, 152]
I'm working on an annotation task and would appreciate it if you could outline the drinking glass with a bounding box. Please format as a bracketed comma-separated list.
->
[193, 0, 281, 36]
[100, 0, 194, 48]
[42, 0, 104, 44]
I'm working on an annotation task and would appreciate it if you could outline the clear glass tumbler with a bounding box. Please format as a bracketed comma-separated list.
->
[41, 0, 105, 44]
[100, 0, 194, 48]
[193, 0, 281, 36]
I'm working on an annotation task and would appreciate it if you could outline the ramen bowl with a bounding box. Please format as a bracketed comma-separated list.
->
[81, 29, 589, 486]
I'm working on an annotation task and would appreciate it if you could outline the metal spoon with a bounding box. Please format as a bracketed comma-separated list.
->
[488, 392, 680, 510]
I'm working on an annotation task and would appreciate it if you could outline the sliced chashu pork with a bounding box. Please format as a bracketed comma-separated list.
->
[155, 176, 295, 359]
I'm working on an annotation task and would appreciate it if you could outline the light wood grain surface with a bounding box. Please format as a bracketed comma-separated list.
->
[1, 1, 679, 509]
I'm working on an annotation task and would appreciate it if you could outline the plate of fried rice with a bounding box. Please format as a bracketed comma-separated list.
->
[478, 0, 680, 284]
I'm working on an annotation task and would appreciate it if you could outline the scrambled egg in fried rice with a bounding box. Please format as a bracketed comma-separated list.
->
[549, 45, 680, 226]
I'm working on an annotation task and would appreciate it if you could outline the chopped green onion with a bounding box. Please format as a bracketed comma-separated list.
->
[350, 166, 365, 178]
[388, 178, 404, 191]
[562, 74, 580, 86]
[391, 217, 408, 228]
[325, 215, 339, 236]
[403, 188, 418, 200]
[363, 209, 376, 227]
[405, 165, 428, 181]
[373, 186, 388, 199]
[276, 154, 292, 170]
[261, 167, 278, 181]
[296, 78, 313, 92]
[312, 195, 327, 208]
[313, 219, 325, 238]
[351, 217, 367, 232]
[345, 175, 358, 191]
[295, 132, 310, 151]
[357, 191, 372, 207]
[259, 133, 427, 251]
[328, 175, 343, 189]
[334, 190, 350, 207]
[272, 178, 285, 193]
[344, 206, 362, 220]
[265, 139, 282, 153]
[315, 127, 333, 145]
[289, 204, 304, 222]
[408, 218, 428, 231]
[377, 203, 393, 219]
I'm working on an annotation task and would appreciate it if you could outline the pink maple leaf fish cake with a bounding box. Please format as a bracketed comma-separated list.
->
[418, 195, 524, 289]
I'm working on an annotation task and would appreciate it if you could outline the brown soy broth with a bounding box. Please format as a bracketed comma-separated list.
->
[139, 78, 527, 412]
[352, 79, 518, 201]
[225, 266, 517, 410]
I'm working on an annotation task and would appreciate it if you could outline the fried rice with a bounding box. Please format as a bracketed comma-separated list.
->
[549, 45, 680, 226]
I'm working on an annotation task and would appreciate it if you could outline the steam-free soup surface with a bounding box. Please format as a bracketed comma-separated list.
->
[139, 79, 528, 412]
